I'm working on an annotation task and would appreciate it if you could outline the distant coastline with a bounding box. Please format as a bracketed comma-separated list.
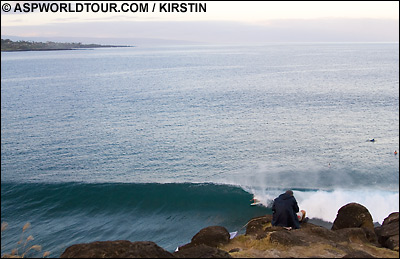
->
[1, 38, 133, 52]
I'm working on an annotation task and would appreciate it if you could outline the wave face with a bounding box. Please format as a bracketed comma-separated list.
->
[1, 182, 270, 257]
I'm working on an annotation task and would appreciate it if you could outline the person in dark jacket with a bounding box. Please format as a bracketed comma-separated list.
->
[271, 190, 302, 229]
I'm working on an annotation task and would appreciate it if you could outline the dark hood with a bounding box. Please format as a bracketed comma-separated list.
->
[279, 193, 293, 200]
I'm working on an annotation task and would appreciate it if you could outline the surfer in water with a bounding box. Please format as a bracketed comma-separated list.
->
[250, 196, 260, 205]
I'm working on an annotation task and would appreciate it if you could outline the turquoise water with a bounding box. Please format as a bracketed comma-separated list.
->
[1, 43, 399, 257]
[1, 182, 269, 256]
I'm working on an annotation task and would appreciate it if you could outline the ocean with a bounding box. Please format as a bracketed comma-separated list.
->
[1, 43, 399, 257]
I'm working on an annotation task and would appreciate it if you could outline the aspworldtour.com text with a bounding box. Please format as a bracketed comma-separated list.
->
[2, 2, 207, 13]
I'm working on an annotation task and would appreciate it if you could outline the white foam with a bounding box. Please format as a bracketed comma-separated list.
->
[215, 160, 399, 224]
[294, 189, 399, 224]
[235, 183, 399, 224]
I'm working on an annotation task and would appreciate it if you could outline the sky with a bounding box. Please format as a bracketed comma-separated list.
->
[1, 1, 399, 44]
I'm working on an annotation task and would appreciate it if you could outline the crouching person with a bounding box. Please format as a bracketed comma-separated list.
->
[271, 190, 306, 230]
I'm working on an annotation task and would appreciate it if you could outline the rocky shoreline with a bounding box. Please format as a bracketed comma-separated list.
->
[60, 203, 399, 258]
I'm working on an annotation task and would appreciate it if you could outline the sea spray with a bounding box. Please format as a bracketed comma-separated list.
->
[295, 189, 399, 224]
[216, 158, 398, 191]
[216, 160, 399, 224]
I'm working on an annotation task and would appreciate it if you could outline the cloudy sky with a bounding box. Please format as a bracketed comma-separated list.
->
[1, 1, 399, 44]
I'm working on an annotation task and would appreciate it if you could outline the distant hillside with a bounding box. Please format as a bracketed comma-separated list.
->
[1, 39, 132, 51]
[1, 35, 204, 47]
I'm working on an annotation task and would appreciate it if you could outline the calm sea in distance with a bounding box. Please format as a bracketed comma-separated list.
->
[1, 43, 399, 257]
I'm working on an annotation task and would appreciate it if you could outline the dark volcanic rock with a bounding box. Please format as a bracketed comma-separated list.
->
[342, 250, 375, 258]
[176, 226, 232, 257]
[332, 203, 375, 231]
[245, 215, 273, 238]
[383, 212, 399, 226]
[335, 228, 371, 243]
[267, 223, 355, 247]
[228, 248, 241, 253]
[60, 240, 174, 258]
[269, 229, 306, 246]
[174, 244, 232, 258]
[375, 212, 399, 251]
[385, 235, 399, 252]
[292, 223, 343, 244]
[191, 226, 230, 247]
[301, 223, 340, 239]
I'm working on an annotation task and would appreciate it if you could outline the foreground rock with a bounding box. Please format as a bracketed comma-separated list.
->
[219, 203, 399, 258]
[245, 214, 273, 239]
[191, 226, 231, 247]
[331, 202, 378, 244]
[175, 226, 232, 258]
[60, 240, 174, 258]
[375, 212, 399, 251]
[174, 244, 232, 258]
[60, 203, 399, 258]
[331, 202, 375, 231]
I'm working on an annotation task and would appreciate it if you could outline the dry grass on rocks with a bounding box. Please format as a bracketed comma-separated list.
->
[1, 222, 50, 258]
